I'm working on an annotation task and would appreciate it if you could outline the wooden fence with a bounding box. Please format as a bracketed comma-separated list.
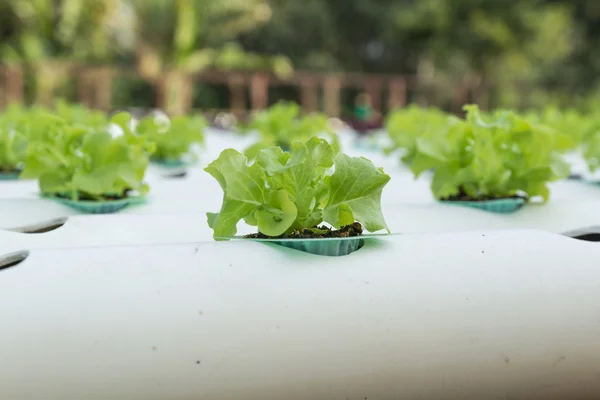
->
[0, 65, 476, 117]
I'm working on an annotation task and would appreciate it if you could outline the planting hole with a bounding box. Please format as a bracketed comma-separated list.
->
[163, 171, 188, 179]
[570, 233, 600, 242]
[0, 251, 29, 271]
[5, 217, 68, 234]
[561, 227, 600, 242]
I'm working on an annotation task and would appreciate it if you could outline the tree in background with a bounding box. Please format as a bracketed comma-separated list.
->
[0, 0, 293, 111]
[130, 0, 292, 114]
[0, 0, 129, 105]
[0, 0, 599, 111]
[239, 0, 585, 110]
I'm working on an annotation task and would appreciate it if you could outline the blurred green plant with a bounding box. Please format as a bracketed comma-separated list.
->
[404, 105, 570, 202]
[136, 112, 206, 163]
[385, 105, 456, 166]
[242, 102, 339, 159]
[0, 105, 28, 173]
[21, 111, 154, 200]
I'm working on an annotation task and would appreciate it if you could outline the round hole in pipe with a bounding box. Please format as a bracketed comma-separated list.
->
[561, 227, 600, 242]
[570, 233, 600, 242]
[0, 250, 29, 271]
[5, 217, 68, 234]
[163, 171, 188, 179]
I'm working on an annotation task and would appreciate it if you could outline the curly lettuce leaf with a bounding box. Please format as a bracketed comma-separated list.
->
[206, 137, 390, 238]
[21, 111, 152, 200]
[415, 104, 569, 201]
[70, 131, 150, 197]
[0, 128, 27, 171]
[137, 114, 205, 161]
[322, 154, 390, 233]
[257, 137, 336, 230]
[205, 149, 268, 237]
[385, 105, 454, 165]
[243, 101, 338, 158]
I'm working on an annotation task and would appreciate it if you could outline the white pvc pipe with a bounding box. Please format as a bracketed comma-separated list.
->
[0, 230, 599, 399]
[3, 196, 600, 252]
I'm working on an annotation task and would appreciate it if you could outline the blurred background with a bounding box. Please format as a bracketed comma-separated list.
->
[1, 0, 599, 119]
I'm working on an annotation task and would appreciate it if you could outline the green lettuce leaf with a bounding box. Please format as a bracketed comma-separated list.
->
[205, 137, 391, 238]
[243, 101, 339, 158]
[205, 149, 268, 237]
[322, 154, 390, 233]
[137, 114, 205, 162]
[21, 111, 152, 200]
[410, 104, 569, 201]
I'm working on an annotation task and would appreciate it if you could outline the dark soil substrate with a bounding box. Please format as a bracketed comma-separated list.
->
[244, 222, 364, 239]
[55, 190, 131, 202]
[441, 188, 527, 202]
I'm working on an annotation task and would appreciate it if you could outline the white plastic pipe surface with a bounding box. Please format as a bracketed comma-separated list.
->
[0, 230, 599, 399]
[0, 213, 214, 253]
[3, 196, 600, 253]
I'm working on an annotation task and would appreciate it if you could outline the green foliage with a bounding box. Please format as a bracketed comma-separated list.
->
[20, 112, 154, 201]
[205, 137, 390, 238]
[243, 102, 339, 159]
[0, 101, 114, 173]
[0, 104, 28, 172]
[3, 0, 600, 108]
[385, 105, 457, 166]
[409, 105, 570, 202]
[0, 128, 27, 172]
[581, 116, 600, 172]
[53, 99, 108, 129]
[130, 0, 292, 77]
[523, 107, 592, 151]
[136, 113, 206, 162]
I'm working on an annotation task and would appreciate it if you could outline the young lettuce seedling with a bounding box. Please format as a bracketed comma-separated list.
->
[0, 104, 36, 175]
[205, 137, 390, 239]
[136, 113, 206, 163]
[385, 105, 456, 166]
[0, 128, 27, 174]
[243, 102, 339, 159]
[410, 104, 570, 202]
[21, 112, 155, 201]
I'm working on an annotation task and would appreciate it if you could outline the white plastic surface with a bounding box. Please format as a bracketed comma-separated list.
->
[1, 128, 600, 399]
[0, 213, 213, 253]
[1, 231, 600, 399]
[3, 199, 600, 254]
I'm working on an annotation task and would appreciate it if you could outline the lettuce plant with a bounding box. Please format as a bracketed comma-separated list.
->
[410, 105, 570, 202]
[385, 105, 456, 166]
[21, 112, 155, 201]
[0, 104, 30, 173]
[0, 106, 65, 174]
[54, 100, 108, 129]
[0, 102, 111, 175]
[243, 102, 339, 159]
[582, 126, 600, 172]
[577, 112, 600, 171]
[136, 114, 206, 162]
[0, 128, 27, 173]
[205, 137, 390, 238]
[524, 107, 592, 151]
